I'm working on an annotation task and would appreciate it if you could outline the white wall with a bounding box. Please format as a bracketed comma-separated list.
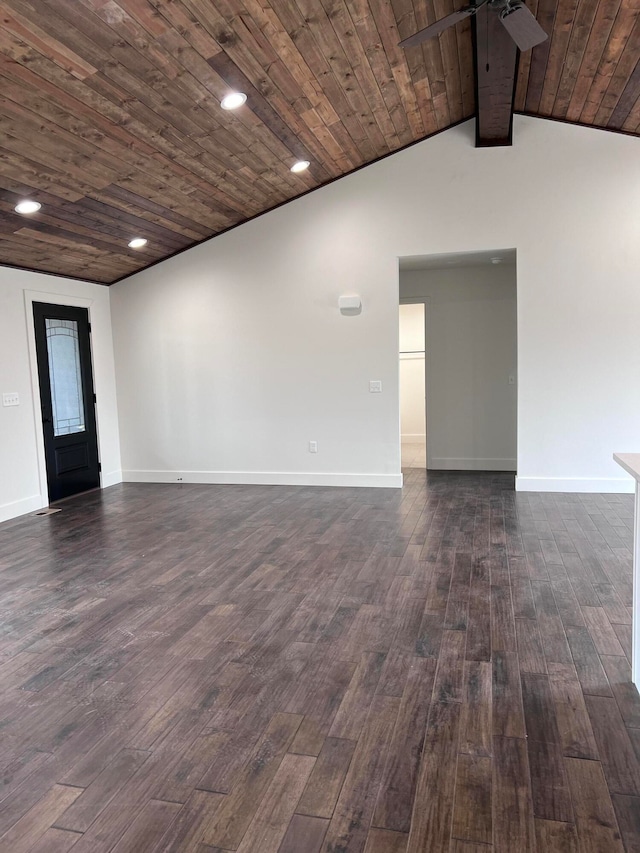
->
[0, 268, 121, 521]
[399, 303, 426, 442]
[111, 116, 640, 493]
[401, 265, 517, 470]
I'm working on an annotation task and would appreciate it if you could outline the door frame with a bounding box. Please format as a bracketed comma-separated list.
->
[399, 296, 432, 469]
[23, 289, 101, 510]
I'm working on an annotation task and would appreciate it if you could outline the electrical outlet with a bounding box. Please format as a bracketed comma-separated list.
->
[508, 375, 515, 385]
[2, 392, 19, 407]
[369, 380, 382, 393]
[309, 441, 318, 453]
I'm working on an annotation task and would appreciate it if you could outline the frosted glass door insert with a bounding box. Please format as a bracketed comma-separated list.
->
[45, 318, 86, 436]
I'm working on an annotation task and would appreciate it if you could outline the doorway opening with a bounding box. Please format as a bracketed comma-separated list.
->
[399, 301, 427, 470]
[33, 302, 101, 503]
[399, 249, 517, 472]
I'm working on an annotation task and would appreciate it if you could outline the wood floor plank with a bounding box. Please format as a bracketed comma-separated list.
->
[363, 827, 409, 852]
[550, 578, 586, 628]
[278, 814, 329, 853]
[415, 612, 444, 659]
[515, 618, 547, 674]
[286, 656, 357, 753]
[490, 585, 517, 653]
[492, 651, 525, 739]
[431, 629, 466, 704]
[584, 695, 640, 796]
[154, 790, 224, 852]
[600, 654, 640, 727]
[527, 738, 573, 822]
[611, 793, 640, 853]
[328, 651, 387, 740]
[564, 626, 614, 697]
[153, 731, 230, 804]
[594, 583, 632, 625]
[451, 753, 492, 844]
[26, 827, 83, 853]
[464, 554, 490, 661]
[521, 673, 562, 745]
[110, 799, 183, 853]
[405, 700, 462, 853]
[63, 742, 209, 852]
[546, 662, 599, 760]
[0, 784, 82, 853]
[459, 660, 492, 758]
[372, 657, 436, 832]
[530, 581, 573, 664]
[376, 649, 413, 698]
[54, 747, 149, 831]
[296, 736, 356, 820]
[234, 753, 316, 853]
[200, 712, 303, 848]
[581, 607, 626, 656]
[534, 818, 579, 852]
[565, 757, 625, 852]
[613, 622, 633, 663]
[492, 736, 535, 853]
[288, 717, 327, 757]
[321, 694, 401, 853]
[511, 577, 536, 619]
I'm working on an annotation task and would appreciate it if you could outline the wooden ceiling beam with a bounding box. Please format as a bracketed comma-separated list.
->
[473, 4, 518, 147]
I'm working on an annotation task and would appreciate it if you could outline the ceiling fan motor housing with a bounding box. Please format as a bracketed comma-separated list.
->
[499, 1, 526, 19]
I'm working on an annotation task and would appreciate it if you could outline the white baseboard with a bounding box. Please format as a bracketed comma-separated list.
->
[516, 476, 635, 494]
[429, 458, 517, 471]
[101, 470, 123, 488]
[0, 494, 47, 523]
[122, 469, 404, 489]
[401, 434, 426, 443]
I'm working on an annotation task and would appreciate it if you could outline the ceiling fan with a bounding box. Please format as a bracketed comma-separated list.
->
[400, 0, 548, 52]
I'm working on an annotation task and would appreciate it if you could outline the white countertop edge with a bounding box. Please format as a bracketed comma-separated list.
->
[613, 453, 640, 482]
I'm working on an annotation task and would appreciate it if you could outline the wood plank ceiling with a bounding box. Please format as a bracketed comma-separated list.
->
[0, 0, 638, 285]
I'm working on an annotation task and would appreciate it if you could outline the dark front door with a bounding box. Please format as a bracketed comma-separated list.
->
[33, 302, 100, 503]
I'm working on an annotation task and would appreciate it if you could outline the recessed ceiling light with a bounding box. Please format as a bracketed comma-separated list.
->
[15, 200, 41, 215]
[128, 238, 147, 249]
[220, 92, 247, 110]
[491, 257, 503, 264]
[291, 160, 310, 173]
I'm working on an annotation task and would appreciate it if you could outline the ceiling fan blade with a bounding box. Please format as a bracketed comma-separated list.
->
[399, 6, 477, 48]
[499, 3, 548, 51]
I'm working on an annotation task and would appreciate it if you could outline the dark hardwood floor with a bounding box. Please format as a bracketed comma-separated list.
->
[0, 471, 639, 852]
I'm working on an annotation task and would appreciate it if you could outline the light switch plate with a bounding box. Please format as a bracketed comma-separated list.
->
[369, 380, 382, 393]
[2, 393, 19, 407]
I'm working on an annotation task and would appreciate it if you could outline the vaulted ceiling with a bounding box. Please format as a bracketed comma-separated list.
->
[0, 0, 638, 285]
